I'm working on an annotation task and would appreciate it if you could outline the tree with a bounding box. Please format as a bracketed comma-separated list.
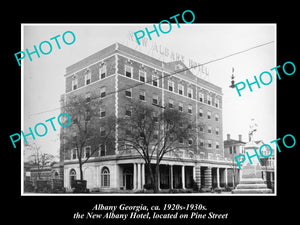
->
[25, 142, 55, 179]
[62, 94, 115, 181]
[230, 153, 238, 188]
[118, 99, 201, 193]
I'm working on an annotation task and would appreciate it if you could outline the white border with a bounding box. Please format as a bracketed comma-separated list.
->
[21, 23, 277, 196]
[21, 24, 25, 195]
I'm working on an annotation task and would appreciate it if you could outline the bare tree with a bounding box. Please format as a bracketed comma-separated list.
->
[230, 154, 238, 188]
[118, 99, 201, 192]
[25, 143, 55, 179]
[62, 94, 115, 181]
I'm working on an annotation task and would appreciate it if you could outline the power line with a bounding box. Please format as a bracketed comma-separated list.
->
[28, 40, 274, 117]
[199, 40, 274, 66]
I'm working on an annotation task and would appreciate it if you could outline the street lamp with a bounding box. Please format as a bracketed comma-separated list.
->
[229, 67, 235, 88]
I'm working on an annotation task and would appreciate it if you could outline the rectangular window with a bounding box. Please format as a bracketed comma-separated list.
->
[215, 127, 219, 135]
[153, 112, 158, 123]
[125, 108, 132, 117]
[152, 75, 159, 87]
[215, 114, 219, 121]
[152, 94, 158, 105]
[100, 106, 106, 118]
[168, 99, 174, 109]
[72, 149, 77, 159]
[84, 146, 91, 158]
[207, 111, 211, 119]
[139, 91, 146, 101]
[100, 127, 106, 137]
[216, 141, 220, 149]
[199, 139, 204, 147]
[215, 97, 220, 108]
[187, 87, 193, 98]
[208, 140, 212, 148]
[100, 144, 106, 156]
[199, 92, 204, 102]
[125, 65, 132, 78]
[178, 84, 184, 95]
[207, 95, 212, 105]
[199, 126, 204, 132]
[85, 92, 91, 103]
[125, 88, 132, 98]
[100, 65, 106, 79]
[241, 146, 245, 154]
[100, 87, 106, 98]
[85, 72, 91, 85]
[188, 105, 192, 114]
[178, 102, 183, 112]
[72, 78, 78, 90]
[199, 108, 203, 117]
[200, 152, 205, 159]
[168, 80, 174, 92]
[208, 126, 212, 134]
[229, 146, 233, 154]
[139, 71, 146, 82]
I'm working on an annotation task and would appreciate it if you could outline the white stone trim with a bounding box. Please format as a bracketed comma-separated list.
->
[115, 54, 119, 155]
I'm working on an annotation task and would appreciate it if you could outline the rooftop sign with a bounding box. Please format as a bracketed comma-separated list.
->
[124, 31, 210, 81]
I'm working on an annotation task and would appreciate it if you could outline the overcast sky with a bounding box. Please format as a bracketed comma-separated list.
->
[23, 24, 276, 158]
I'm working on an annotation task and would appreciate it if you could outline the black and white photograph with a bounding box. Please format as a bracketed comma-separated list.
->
[4, 5, 298, 225]
[21, 24, 276, 195]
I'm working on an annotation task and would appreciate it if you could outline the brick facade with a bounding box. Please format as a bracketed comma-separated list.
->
[60, 42, 234, 192]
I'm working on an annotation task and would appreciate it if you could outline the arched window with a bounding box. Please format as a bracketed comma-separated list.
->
[101, 167, 110, 187]
[69, 169, 77, 188]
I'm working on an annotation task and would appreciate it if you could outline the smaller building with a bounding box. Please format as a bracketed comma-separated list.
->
[224, 134, 275, 191]
[224, 134, 246, 187]
[24, 162, 64, 193]
[224, 134, 246, 158]
[30, 163, 61, 182]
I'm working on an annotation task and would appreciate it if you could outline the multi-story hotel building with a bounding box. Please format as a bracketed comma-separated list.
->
[60, 42, 235, 192]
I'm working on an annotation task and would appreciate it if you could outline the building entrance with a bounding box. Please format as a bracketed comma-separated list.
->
[123, 169, 133, 190]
